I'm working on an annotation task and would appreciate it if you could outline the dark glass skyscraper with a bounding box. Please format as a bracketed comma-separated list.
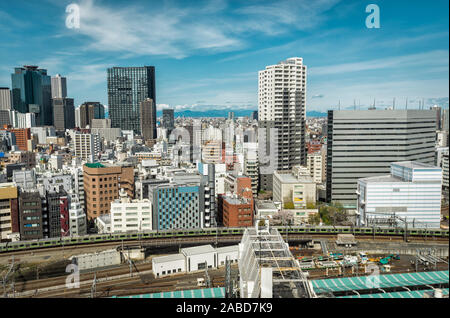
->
[162, 108, 174, 132]
[107, 66, 156, 134]
[11, 66, 52, 126]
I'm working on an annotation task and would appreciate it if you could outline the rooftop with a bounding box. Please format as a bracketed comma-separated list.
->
[152, 253, 185, 264]
[181, 244, 215, 256]
[392, 161, 439, 170]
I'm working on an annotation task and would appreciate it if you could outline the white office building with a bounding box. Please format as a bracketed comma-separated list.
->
[306, 153, 323, 184]
[72, 133, 101, 162]
[258, 57, 307, 191]
[110, 189, 152, 232]
[51, 74, 67, 99]
[357, 161, 442, 229]
[69, 193, 87, 236]
[0, 88, 11, 110]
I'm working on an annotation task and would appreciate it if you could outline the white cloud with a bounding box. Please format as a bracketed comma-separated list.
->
[309, 50, 449, 76]
[63, 0, 341, 59]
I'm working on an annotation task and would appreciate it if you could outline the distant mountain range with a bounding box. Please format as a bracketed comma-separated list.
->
[155, 109, 327, 118]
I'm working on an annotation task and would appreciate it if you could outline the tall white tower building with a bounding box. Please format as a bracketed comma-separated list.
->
[51, 74, 67, 99]
[258, 57, 307, 191]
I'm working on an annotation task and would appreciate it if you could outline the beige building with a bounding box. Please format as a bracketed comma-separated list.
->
[306, 153, 323, 184]
[83, 163, 134, 220]
[273, 170, 316, 209]
[0, 183, 18, 241]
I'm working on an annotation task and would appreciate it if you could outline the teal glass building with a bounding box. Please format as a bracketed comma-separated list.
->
[11, 66, 52, 126]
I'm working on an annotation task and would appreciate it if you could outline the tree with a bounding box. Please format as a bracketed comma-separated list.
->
[284, 201, 295, 210]
[308, 213, 321, 225]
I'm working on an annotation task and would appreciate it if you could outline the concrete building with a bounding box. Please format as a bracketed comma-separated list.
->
[306, 153, 323, 184]
[0, 183, 19, 241]
[218, 194, 254, 227]
[71, 249, 121, 271]
[110, 189, 152, 233]
[149, 181, 204, 230]
[72, 133, 101, 162]
[357, 161, 442, 229]
[243, 142, 259, 197]
[77, 102, 105, 128]
[95, 214, 111, 233]
[152, 254, 186, 278]
[255, 200, 280, 220]
[258, 57, 307, 191]
[1, 127, 31, 151]
[273, 170, 316, 209]
[51, 74, 67, 99]
[69, 193, 87, 236]
[36, 172, 72, 193]
[152, 245, 239, 278]
[0, 88, 12, 110]
[52, 97, 75, 131]
[91, 118, 111, 128]
[12, 169, 36, 189]
[327, 109, 437, 208]
[8, 151, 35, 169]
[181, 245, 217, 272]
[140, 98, 157, 141]
[83, 162, 135, 220]
[18, 189, 44, 240]
[47, 190, 70, 237]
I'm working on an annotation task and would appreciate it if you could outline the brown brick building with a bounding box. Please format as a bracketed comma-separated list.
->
[1, 126, 31, 151]
[83, 163, 134, 220]
[218, 195, 254, 227]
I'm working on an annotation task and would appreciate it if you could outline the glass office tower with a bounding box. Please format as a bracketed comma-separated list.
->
[11, 66, 52, 126]
[107, 66, 156, 134]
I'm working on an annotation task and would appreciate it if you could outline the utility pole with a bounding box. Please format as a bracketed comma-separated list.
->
[90, 273, 97, 298]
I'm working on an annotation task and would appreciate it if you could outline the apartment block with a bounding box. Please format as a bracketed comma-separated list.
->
[83, 162, 135, 220]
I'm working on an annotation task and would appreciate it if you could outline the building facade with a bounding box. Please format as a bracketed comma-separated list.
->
[52, 97, 75, 131]
[327, 109, 437, 208]
[258, 57, 307, 191]
[140, 98, 156, 140]
[107, 66, 156, 134]
[11, 66, 52, 126]
[83, 163, 134, 220]
[357, 161, 442, 229]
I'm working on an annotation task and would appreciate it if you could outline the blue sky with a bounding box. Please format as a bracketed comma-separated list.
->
[0, 0, 448, 112]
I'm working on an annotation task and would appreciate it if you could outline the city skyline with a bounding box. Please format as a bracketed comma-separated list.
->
[0, 0, 448, 113]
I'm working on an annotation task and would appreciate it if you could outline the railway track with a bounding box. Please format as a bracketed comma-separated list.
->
[2, 234, 447, 259]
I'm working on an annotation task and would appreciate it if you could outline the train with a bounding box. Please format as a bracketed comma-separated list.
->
[0, 225, 448, 253]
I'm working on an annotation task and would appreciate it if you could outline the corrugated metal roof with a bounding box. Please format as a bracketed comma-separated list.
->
[312, 270, 449, 294]
[339, 288, 449, 298]
[112, 287, 225, 298]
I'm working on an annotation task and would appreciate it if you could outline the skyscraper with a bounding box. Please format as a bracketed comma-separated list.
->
[140, 98, 156, 140]
[0, 87, 12, 110]
[52, 97, 75, 131]
[258, 57, 306, 191]
[162, 108, 175, 133]
[107, 66, 156, 134]
[11, 66, 52, 126]
[78, 102, 105, 128]
[327, 109, 437, 208]
[51, 74, 67, 99]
